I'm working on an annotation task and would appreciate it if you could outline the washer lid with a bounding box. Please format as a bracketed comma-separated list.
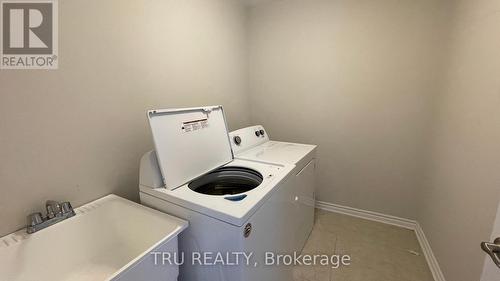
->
[147, 106, 233, 190]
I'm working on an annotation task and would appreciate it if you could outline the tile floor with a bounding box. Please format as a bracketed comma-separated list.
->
[293, 209, 434, 281]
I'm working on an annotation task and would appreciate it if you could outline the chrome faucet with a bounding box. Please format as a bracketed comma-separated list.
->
[26, 200, 76, 234]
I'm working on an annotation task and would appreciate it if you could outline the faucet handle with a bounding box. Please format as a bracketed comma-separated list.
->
[46, 200, 61, 219]
[26, 212, 44, 233]
[27, 212, 44, 226]
[60, 202, 75, 215]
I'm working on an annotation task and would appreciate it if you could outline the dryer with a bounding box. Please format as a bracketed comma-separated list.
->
[229, 125, 317, 253]
[139, 106, 295, 281]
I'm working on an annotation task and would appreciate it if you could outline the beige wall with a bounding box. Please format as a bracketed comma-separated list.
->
[0, 0, 250, 236]
[418, 0, 500, 280]
[247, 0, 449, 219]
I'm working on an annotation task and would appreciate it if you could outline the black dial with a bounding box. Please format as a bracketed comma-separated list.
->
[255, 131, 261, 137]
[233, 136, 242, 145]
[259, 129, 265, 136]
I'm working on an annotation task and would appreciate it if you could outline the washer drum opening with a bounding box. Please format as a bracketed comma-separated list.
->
[188, 167, 263, 195]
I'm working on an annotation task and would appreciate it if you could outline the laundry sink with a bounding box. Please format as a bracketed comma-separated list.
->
[0, 194, 188, 281]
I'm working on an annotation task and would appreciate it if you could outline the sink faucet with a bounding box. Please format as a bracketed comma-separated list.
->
[45, 200, 61, 218]
[27, 200, 76, 234]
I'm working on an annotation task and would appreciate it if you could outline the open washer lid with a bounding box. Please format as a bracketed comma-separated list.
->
[147, 106, 233, 190]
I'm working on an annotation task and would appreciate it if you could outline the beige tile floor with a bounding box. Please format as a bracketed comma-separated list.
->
[293, 209, 434, 281]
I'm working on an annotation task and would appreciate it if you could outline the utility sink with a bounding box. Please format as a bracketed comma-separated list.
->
[0, 194, 188, 281]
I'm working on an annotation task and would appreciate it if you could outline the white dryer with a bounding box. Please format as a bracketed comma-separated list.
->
[229, 125, 317, 253]
[139, 106, 296, 281]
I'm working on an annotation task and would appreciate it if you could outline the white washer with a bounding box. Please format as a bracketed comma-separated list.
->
[139, 106, 296, 281]
[229, 125, 317, 253]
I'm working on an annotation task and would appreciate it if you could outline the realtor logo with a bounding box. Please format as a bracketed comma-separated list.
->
[1, 0, 58, 69]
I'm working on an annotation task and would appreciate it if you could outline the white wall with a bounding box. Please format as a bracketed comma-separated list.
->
[247, 0, 449, 219]
[0, 0, 250, 236]
[418, 0, 500, 280]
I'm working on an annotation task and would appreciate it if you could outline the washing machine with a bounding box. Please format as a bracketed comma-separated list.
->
[229, 125, 317, 253]
[139, 106, 296, 281]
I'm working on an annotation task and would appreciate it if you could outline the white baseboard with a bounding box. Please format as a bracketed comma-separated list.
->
[414, 222, 446, 281]
[315, 200, 446, 281]
[315, 200, 417, 229]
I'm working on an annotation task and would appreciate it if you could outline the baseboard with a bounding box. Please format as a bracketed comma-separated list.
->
[315, 200, 446, 281]
[315, 200, 417, 229]
[414, 222, 446, 281]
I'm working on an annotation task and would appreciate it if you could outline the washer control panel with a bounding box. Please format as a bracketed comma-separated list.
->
[229, 125, 269, 155]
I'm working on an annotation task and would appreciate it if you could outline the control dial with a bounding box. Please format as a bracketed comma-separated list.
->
[233, 136, 242, 145]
